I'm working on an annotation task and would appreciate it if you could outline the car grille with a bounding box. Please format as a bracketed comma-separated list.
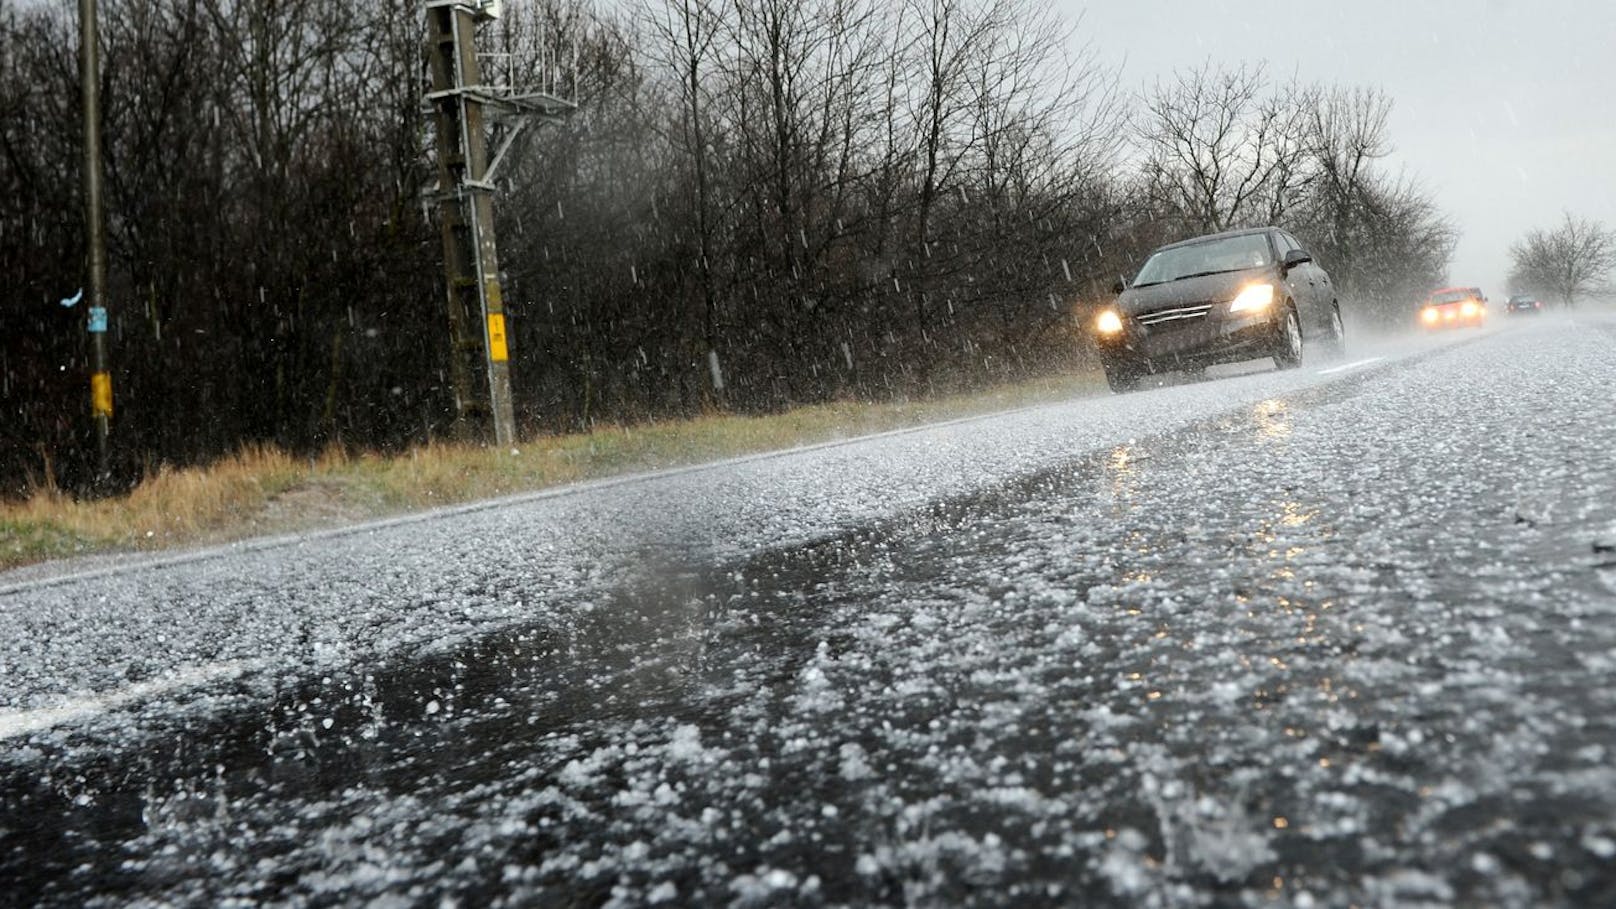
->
[1137, 303, 1213, 327]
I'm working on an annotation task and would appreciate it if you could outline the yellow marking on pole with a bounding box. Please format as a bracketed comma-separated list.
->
[91, 371, 113, 417]
[487, 313, 509, 362]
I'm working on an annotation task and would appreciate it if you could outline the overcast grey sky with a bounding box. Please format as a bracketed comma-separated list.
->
[1064, 0, 1616, 297]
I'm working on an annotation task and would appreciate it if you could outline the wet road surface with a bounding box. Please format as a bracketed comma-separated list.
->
[3, 316, 1616, 907]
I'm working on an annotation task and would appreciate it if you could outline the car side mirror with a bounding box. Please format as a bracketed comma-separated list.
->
[1111, 278, 1127, 295]
[1282, 248, 1312, 269]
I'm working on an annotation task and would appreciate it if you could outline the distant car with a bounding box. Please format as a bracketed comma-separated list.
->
[1505, 294, 1543, 315]
[1091, 226, 1345, 392]
[1419, 287, 1487, 329]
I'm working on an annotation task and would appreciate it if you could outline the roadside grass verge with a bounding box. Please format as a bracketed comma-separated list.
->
[0, 370, 1102, 572]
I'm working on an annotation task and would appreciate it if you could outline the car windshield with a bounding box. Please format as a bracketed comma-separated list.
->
[1133, 233, 1273, 286]
[1430, 289, 1475, 304]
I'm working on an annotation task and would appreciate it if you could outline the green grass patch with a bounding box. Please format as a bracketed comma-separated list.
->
[0, 518, 109, 568]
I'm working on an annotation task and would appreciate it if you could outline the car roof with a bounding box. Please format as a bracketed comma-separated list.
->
[1157, 226, 1276, 251]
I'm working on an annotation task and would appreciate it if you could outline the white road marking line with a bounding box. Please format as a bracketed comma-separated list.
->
[0, 659, 262, 741]
[1316, 356, 1385, 376]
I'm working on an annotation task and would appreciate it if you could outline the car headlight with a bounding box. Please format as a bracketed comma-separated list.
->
[1460, 301, 1478, 317]
[1421, 307, 1439, 324]
[1228, 283, 1275, 314]
[1095, 309, 1124, 335]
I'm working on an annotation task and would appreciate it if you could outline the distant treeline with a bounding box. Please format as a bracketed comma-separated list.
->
[0, 0, 1454, 495]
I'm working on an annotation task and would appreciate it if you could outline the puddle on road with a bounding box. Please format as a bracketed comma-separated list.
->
[0, 523, 892, 902]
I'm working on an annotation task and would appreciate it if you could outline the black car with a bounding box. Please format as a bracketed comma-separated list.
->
[1092, 227, 1345, 392]
[1506, 293, 1543, 314]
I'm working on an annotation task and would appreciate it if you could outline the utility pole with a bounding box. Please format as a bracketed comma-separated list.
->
[80, 0, 111, 482]
[424, 0, 572, 445]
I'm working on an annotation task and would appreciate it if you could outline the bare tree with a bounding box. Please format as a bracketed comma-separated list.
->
[1326, 174, 1457, 324]
[1508, 213, 1616, 307]
[1294, 87, 1401, 303]
[1136, 62, 1316, 233]
[640, 0, 728, 399]
[1308, 86, 1391, 216]
[905, 0, 1003, 254]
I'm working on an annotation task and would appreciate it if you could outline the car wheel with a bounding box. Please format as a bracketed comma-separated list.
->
[1273, 306, 1303, 370]
[1104, 363, 1142, 393]
[1317, 306, 1346, 361]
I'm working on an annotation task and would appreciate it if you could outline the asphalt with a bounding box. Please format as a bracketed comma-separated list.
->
[2, 313, 1614, 907]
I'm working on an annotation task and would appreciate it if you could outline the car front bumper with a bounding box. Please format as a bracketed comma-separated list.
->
[1096, 309, 1282, 373]
[1420, 305, 1486, 329]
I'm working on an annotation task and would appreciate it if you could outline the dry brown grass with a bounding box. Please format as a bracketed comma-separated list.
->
[0, 370, 1100, 572]
[1, 445, 337, 565]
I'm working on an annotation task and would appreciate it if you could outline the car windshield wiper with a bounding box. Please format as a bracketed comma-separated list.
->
[1169, 267, 1247, 281]
[1132, 265, 1256, 289]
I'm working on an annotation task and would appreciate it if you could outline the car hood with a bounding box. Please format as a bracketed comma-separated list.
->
[1118, 268, 1272, 316]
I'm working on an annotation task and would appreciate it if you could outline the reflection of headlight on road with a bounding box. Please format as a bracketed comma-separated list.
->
[1095, 309, 1124, 335]
[1228, 283, 1275, 314]
[1421, 307, 1439, 324]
